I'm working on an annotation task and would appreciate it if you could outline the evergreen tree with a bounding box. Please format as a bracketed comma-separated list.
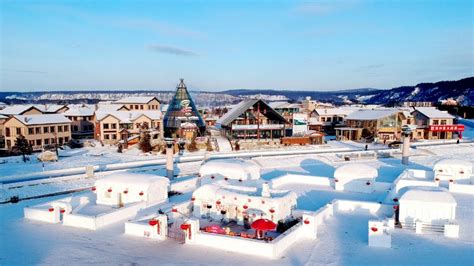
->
[139, 131, 152, 153]
[13, 135, 33, 162]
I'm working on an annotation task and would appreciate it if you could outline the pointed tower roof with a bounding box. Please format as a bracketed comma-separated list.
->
[163, 79, 206, 138]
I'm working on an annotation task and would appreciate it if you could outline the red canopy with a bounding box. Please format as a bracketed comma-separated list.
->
[251, 219, 276, 231]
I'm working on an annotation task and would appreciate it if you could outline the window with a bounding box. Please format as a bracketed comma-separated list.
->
[29, 140, 34, 146]
[64, 125, 69, 131]
[65, 137, 69, 142]
[44, 139, 49, 145]
[140, 105, 144, 110]
[441, 120, 447, 125]
[51, 138, 56, 144]
[59, 137, 63, 144]
[103, 123, 109, 129]
[433, 119, 439, 125]
[73, 125, 79, 131]
[112, 134, 117, 139]
[16, 128, 21, 135]
[36, 139, 42, 146]
[50, 126, 55, 133]
[44, 126, 49, 133]
[432, 132, 438, 137]
[135, 105, 139, 109]
[28, 128, 34, 135]
[6, 128, 10, 137]
[58, 126, 63, 132]
[105, 134, 110, 140]
[111, 123, 117, 129]
[35, 127, 41, 134]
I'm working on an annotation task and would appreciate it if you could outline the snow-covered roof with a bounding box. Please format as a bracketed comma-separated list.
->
[0, 114, 8, 119]
[269, 101, 301, 109]
[334, 163, 378, 180]
[64, 105, 95, 116]
[345, 109, 399, 120]
[96, 104, 127, 112]
[400, 189, 456, 205]
[200, 159, 261, 180]
[13, 114, 71, 125]
[94, 172, 169, 189]
[314, 107, 356, 116]
[116, 96, 159, 104]
[95, 110, 162, 123]
[216, 99, 287, 126]
[413, 107, 454, 119]
[34, 104, 67, 113]
[0, 105, 41, 115]
[433, 159, 472, 171]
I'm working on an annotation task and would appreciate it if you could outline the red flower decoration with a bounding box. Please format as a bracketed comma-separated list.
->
[371, 227, 378, 232]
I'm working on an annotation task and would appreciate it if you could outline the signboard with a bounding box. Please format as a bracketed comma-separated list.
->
[231, 124, 284, 130]
[429, 124, 465, 132]
[292, 113, 308, 136]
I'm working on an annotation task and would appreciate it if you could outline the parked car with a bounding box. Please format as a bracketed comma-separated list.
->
[388, 141, 403, 149]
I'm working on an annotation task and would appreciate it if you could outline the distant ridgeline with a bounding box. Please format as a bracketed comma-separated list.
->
[0, 76, 472, 107]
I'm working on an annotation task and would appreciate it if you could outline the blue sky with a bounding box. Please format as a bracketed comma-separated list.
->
[1, 0, 472, 91]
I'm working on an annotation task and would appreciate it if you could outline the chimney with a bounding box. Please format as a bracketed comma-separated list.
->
[261, 182, 271, 197]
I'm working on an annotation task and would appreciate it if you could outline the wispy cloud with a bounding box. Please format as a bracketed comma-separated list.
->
[2, 69, 47, 74]
[147, 44, 198, 56]
[118, 19, 203, 38]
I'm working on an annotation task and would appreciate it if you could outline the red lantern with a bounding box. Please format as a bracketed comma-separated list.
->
[304, 219, 310, 224]
[91, 186, 96, 191]
[211, 175, 215, 179]
[216, 200, 221, 205]
[371, 227, 378, 232]
[460, 171, 465, 174]
[449, 179, 454, 183]
[107, 188, 112, 193]
[149, 219, 158, 226]
[123, 190, 128, 194]
[393, 198, 398, 202]
[269, 209, 275, 214]
[180, 223, 190, 230]
[435, 178, 440, 181]
[243, 205, 248, 209]
[335, 179, 339, 183]
[393, 205, 399, 210]
[261, 200, 265, 204]
[60, 209, 66, 214]
[191, 197, 196, 201]
[48, 208, 54, 212]
[238, 179, 242, 182]
[224, 177, 228, 181]
[172, 208, 178, 213]
[139, 191, 144, 196]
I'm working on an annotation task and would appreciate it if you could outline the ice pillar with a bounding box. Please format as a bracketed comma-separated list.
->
[165, 138, 175, 180]
[402, 134, 410, 165]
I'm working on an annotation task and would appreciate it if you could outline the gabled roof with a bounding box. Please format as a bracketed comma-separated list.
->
[313, 107, 357, 116]
[412, 107, 454, 119]
[216, 98, 288, 127]
[64, 105, 95, 116]
[116, 96, 159, 104]
[96, 104, 128, 112]
[12, 114, 71, 125]
[345, 109, 399, 121]
[0, 105, 42, 115]
[34, 104, 68, 113]
[95, 111, 162, 123]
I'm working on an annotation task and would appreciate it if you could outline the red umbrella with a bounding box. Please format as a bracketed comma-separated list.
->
[251, 219, 276, 239]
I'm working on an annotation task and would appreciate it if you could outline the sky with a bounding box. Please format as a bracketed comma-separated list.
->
[0, 0, 473, 92]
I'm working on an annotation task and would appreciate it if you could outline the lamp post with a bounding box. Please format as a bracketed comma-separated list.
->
[401, 125, 413, 165]
[165, 138, 175, 180]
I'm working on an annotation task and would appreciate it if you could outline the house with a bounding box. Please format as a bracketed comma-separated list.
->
[94, 111, 163, 145]
[3, 114, 72, 151]
[336, 109, 406, 142]
[0, 105, 44, 116]
[115, 96, 161, 111]
[163, 79, 206, 139]
[269, 101, 302, 126]
[0, 114, 8, 150]
[411, 107, 459, 140]
[63, 105, 95, 139]
[192, 183, 297, 226]
[216, 98, 289, 140]
[308, 107, 356, 133]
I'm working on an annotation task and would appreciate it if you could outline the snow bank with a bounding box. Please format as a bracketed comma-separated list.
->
[199, 158, 261, 181]
[433, 159, 473, 181]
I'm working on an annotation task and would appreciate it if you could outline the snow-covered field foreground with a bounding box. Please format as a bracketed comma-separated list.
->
[1, 141, 474, 264]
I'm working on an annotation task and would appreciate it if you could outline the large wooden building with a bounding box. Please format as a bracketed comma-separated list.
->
[216, 99, 289, 140]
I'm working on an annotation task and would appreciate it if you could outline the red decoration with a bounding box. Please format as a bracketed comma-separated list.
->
[429, 124, 465, 132]
[91, 186, 96, 191]
[191, 197, 195, 201]
[238, 179, 242, 182]
[211, 175, 215, 179]
[435, 178, 440, 181]
[60, 209, 66, 214]
[48, 208, 54, 212]
[251, 219, 277, 231]
[149, 219, 158, 226]
[393, 205, 399, 210]
[460, 171, 465, 174]
[216, 200, 221, 205]
[393, 198, 398, 202]
[224, 177, 228, 181]
[449, 179, 454, 183]
[269, 209, 275, 214]
[123, 190, 129, 194]
[139, 191, 144, 196]
[107, 188, 112, 193]
[261, 200, 265, 204]
[334, 179, 339, 183]
[304, 219, 310, 225]
[180, 223, 191, 230]
[171, 208, 178, 213]
[371, 227, 378, 232]
[243, 205, 248, 209]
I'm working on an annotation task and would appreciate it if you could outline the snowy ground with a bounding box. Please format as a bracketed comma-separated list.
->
[1, 130, 474, 264]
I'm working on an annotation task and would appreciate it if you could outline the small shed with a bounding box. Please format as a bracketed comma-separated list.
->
[433, 159, 472, 182]
[94, 172, 169, 207]
[199, 159, 261, 183]
[399, 189, 456, 226]
[333, 163, 377, 193]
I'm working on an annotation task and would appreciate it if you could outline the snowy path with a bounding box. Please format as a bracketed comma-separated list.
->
[215, 135, 233, 152]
